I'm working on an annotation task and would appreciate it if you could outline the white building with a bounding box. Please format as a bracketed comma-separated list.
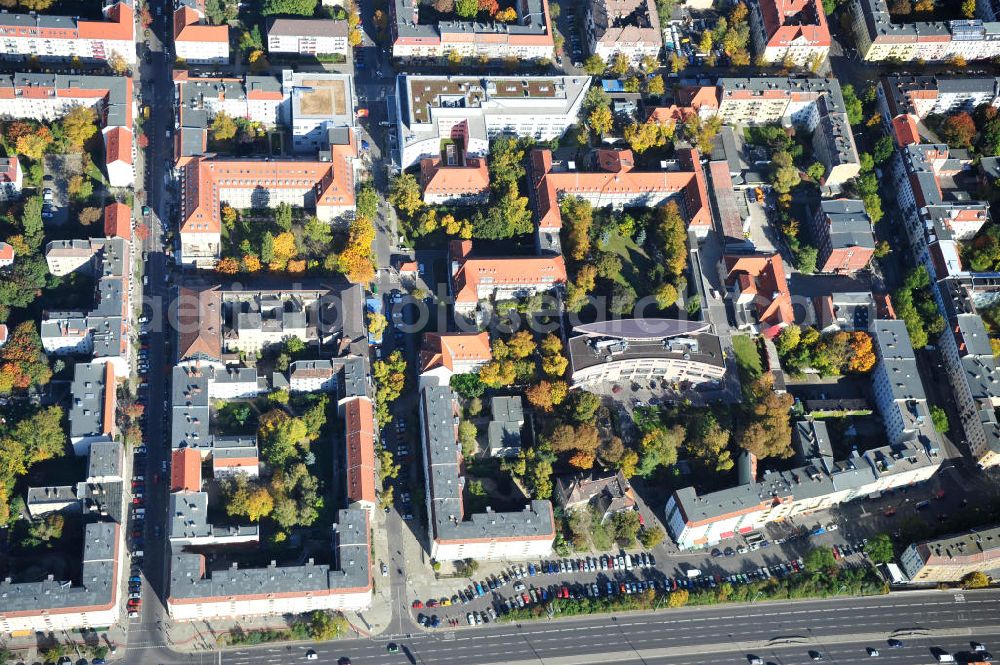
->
[267, 18, 349, 57]
[289, 360, 337, 393]
[853, 0, 1000, 62]
[0, 1, 136, 64]
[0, 157, 22, 200]
[586, 0, 662, 66]
[173, 0, 229, 64]
[395, 74, 590, 170]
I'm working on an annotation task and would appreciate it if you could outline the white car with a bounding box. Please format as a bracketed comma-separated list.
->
[306, 652, 318, 660]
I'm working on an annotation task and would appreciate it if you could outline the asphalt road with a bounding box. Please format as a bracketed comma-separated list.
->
[131, 589, 1000, 665]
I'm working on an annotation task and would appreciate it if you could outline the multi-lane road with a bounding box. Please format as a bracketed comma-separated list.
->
[124, 589, 1000, 665]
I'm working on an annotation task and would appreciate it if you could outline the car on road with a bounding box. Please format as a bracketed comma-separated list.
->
[387, 643, 398, 654]
[747, 656, 764, 665]
[867, 647, 879, 657]
[809, 651, 824, 661]
[305, 652, 318, 660]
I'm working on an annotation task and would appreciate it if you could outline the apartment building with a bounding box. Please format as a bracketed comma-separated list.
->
[529, 147, 712, 239]
[0, 522, 123, 632]
[67, 362, 117, 455]
[0, 156, 22, 200]
[448, 240, 567, 315]
[341, 395, 377, 515]
[419, 332, 492, 387]
[176, 136, 356, 267]
[0, 73, 134, 187]
[395, 75, 590, 170]
[585, 0, 662, 66]
[716, 78, 860, 189]
[814, 291, 879, 333]
[173, 0, 229, 64]
[418, 380, 556, 560]
[936, 278, 1000, 469]
[0, 0, 135, 64]
[665, 422, 940, 549]
[900, 524, 1000, 583]
[884, 142, 987, 280]
[723, 253, 795, 332]
[488, 395, 524, 458]
[871, 319, 943, 453]
[567, 319, 728, 391]
[389, 0, 555, 60]
[880, 75, 1000, 121]
[289, 359, 337, 393]
[749, 0, 830, 65]
[267, 18, 349, 57]
[853, 0, 1000, 62]
[810, 199, 876, 274]
[174, 71, 355, 157]
[419, 155, 490, 205]
[42, 236, 132, 375]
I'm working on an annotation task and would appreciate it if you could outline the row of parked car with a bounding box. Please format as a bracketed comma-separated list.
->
[412, 553, 656, 609]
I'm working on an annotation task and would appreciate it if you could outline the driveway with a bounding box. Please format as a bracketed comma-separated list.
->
[42, 153, 83, 226]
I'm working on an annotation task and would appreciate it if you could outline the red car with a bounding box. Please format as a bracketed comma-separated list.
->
[411, 600, 423, 609]
[426, 599, 438, 608]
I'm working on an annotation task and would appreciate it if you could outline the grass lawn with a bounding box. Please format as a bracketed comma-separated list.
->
[732, 335, 763, 382]
[602, 231, 654, 294]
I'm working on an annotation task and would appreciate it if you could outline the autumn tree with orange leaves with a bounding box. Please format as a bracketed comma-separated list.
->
[847, 331, 876, 373]
[0, 322, 52, 394]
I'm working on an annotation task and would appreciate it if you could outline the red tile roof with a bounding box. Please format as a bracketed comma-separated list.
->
[178, 142, 356, 236]
[757, 0, 831, 50]
[103, 202, 132, 241]
[529, 148, 711, 232]
[419, 156, 490, 199]
[451, 251, 567, 304]
[104, 126, 133, 166]
[343, 397, 376, 507]
[420, 332, 492, 372]
[0, 324, 7, 346]
[724, 253, 794, 327]
[0, 241, 13, 261]
[101, 362, 116, 438]
[892, 114, 920, 148]
[173, 6, 229, 43]
[171, 448, 202, 492]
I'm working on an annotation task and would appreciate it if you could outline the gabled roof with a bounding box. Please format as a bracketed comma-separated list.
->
[0, 241, 13, 261]
[103, 202, 132, 241]
[178, 144, 356, 236]
[758, 0, 831, 50]
[420, 332, 492, 372]
[451, 251, 567, 304]
[176, 285, 222, 361]
[104, 126, 133, 166]
[529, 147, 711, 231]
[892, 114, 920, 148]
[171, 448, 202, 492]
[724, 253, 794, 327]
[419, 156, 490, 198]
[344, 397, 376, 507]
[173, 6, 229, 43]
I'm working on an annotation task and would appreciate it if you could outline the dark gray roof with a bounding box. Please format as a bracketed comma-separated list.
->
[0, 522, 119, 614]
[168, 508, 369, 600]
[391, 0, 550, 40]
[420, 385, 554, 544]
[0, 73, 131, 128]
[69, 362, 112, 440]
[819, 199, 875, 250]
[88, 441, 123, 480]
[872, 319, 926, 402]
[568, 332, 725, 373]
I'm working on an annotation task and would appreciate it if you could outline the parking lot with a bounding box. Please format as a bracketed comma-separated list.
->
[410, 542, 870, 629]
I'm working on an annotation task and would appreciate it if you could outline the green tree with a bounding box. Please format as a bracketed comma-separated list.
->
[356, 183, 379, 220]
[306, 611, 349, 640]
[806, 161, 826, 181]
[930, 405, 949, 433]
[274, 202, 293, 231]
[258, 410, 308, 467]
[570, 390, 601, 424]
[803, 546, 838, 574]
[864, 533, 895, 564]
[588, 104, 614, 136]
[488, 136, 526, 193]
[771, 151, 801, 194]
[262, 0, 317, 15]
[636, 425, 683, 477]
[797, 245, 819, 274]
[841, 84, 864, 125]
[458, 420, 478, 458]
[611, 510, 641, 546]
[450, 372, 485, 398]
